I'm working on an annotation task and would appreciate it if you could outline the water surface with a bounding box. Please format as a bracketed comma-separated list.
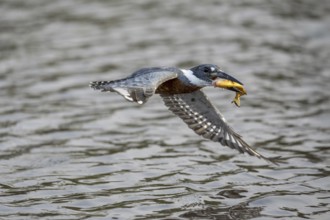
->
[0, 0, 329, 219]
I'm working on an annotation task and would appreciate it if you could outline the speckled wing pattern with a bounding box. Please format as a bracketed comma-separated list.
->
[161, 90, 274, 163]
[90, 67, 179, 104]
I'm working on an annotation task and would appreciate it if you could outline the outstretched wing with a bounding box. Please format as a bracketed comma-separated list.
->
[90, 67, 179, 104]
[161, 90, 275, 163]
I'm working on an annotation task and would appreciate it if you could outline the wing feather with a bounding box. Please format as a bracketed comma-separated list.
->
[161, 90, 277, 164]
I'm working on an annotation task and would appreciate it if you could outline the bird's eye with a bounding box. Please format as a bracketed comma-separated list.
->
[203, 67, 210, 73]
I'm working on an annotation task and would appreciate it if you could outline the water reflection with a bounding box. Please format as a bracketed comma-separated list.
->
[180, 203, 262, 220]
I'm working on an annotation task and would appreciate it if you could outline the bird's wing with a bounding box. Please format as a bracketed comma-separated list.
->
[161, 90, 275, 163]
[90, 67, 179, 104]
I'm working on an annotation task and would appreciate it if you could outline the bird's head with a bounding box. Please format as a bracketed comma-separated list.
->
[185, 64, 246, 94]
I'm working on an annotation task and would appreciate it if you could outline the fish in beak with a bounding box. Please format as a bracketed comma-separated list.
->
[212, 71, 247, 107]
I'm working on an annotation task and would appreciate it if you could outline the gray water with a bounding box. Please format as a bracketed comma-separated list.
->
[1, 0, 330, 219]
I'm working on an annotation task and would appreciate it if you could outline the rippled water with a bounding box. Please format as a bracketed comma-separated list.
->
[1, 0, 330, 219]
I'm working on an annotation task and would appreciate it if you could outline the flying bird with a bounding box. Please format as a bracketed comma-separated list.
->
[90, 64, 277, 164]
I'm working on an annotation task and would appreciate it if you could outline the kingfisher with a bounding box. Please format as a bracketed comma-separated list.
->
[90, 64, 277, 164]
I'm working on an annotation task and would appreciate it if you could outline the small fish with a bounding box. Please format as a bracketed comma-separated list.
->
[232, 92, 243, 107]
[213, 79, 247, 107]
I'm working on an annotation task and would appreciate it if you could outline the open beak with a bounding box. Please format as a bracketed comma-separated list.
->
[212, 71, 247, 95]
[212, 71, 247, 107]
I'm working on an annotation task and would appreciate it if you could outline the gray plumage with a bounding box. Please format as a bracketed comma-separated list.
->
[90, 64, 278, 164]
[90, 67, 179, 104]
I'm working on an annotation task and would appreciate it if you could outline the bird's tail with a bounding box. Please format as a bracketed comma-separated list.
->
[90, 80, 116, 92]
[89, 79, 151, 104]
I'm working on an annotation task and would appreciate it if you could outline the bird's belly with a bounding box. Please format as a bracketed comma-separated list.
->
[156, 79, 200, 95]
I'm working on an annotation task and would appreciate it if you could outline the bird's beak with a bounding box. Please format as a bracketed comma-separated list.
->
[212, 71, 247, 95]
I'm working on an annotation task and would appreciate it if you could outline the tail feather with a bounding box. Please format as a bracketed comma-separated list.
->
[90, 81, 115, 91]
[89, 80, 150, 104]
